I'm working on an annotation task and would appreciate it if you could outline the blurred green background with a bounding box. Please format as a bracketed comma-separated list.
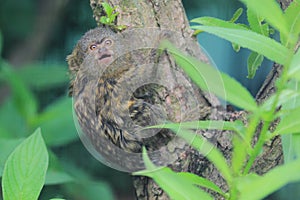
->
[0, 0, 278, 199]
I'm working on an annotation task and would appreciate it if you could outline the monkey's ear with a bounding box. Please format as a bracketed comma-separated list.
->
[67, 44, 84, 97]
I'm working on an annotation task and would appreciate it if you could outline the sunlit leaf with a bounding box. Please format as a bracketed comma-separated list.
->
[282, 1, 300, 46]
[192, 17, 248, 30]
[240, 0, 287, 36]
[177, 172, 226, 197]
[230, 8, 243, 23]
[134, 148, 214, 200]
[236, 160, 300, 200]
[247, 8, 269, 36]
[148, 120, 246, 135]
[282, 133, 300, 163]
[288, 48, 300, 81]
[0, 138, 24, 177]
[273, 106, 300, 135]
[190, 26, 290, 65]
[101, 2, 114, 16]
[161, 41, 258, 111]
[247, 52, 264, 79]
[2, 128, 48, 200]
[261, 89, 300, 111]
[172, 129, 232, 184]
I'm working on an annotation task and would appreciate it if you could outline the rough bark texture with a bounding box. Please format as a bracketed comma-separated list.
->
[86, 0, 291, 199]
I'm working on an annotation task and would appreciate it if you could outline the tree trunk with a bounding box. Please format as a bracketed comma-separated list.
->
[87, 0, 289, 199]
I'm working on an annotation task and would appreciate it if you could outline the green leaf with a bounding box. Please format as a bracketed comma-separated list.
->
[288, 44, 300, 81]
[192, 17, 248, 30]
[148, 120, 246, 135]
[161, 41, 258, 111]
[0, 98, 27, 138]
[247, 8, 269, 36]
[31, 97, 77, 147]
[0, 62, 38, 121]
[240, 0, 287, 36]
[232, 43, 241, 52]
[2, 128, 49, 200]
[190, 25, 290, 65]
[64, 181, 114, 200]
[177, 172, 226, 197]
[49, 199, 65, 200]
[282, 1, 300, 46]
[100, 16, 108, 24]
[102, 2, 114, 17]
[0, 30, 3, 56]
[273, 106, 300, 135]
[230, 8, 243, 23]
[17, 64, 68, 89]
[134, 149, 214, 200]
[45, 149, 74, 185]
[0, 138, 24, 177]
[45, 170, 74, 185]
[282, 133, 300, 163]
[172, 128, 232, 184]
[247, 52, 264, 79]
[236, 160, 300, 200]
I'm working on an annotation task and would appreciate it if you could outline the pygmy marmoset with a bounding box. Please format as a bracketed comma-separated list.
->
[67, 26, 211, 171]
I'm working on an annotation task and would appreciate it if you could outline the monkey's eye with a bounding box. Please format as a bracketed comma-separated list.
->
[104, 39, 112, 46]
[89, 44, 97, 50]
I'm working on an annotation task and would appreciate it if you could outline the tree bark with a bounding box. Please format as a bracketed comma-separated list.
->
[87, 0, 289, 199]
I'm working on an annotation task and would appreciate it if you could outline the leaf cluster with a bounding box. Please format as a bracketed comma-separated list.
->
[135, 0, 300, 199]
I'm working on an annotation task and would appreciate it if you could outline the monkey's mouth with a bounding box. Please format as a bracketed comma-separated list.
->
[99, 54, 112, 60]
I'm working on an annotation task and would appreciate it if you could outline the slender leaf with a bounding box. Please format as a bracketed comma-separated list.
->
[231, 134, 247, 176]
[240, 0, 287, 35]
[134, 149, 214, 200]
[2, 128, 48, 200]
[148, 120, 246, 135]
[172, 128, 232, 184]
[190, 26, 290, 65]
[273, 106, 300, 135]
[247, 8, 269, 36]
[191, 17, 248, 30]
[288, 48, 300, 81]
[247, 52, 264, 79]
[102, 2, 114, 16]
[261, 89, 300, 112]
[177, 172, 226, 197]
[236, 160, 300, 200]
[282, 133, 300, 163]
[0, 62, 37, 121]
[161, 41, 258, 111]
[282, 1, 300, 46]
[230, 8, 244, 23]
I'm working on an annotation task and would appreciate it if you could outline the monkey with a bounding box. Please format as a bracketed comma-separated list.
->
[67, 26, 212, 171]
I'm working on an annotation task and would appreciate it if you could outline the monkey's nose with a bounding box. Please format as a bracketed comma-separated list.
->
[98, 47, 108, 53]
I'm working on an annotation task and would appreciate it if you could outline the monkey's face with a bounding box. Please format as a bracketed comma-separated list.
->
[88, 37, 115, 65]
